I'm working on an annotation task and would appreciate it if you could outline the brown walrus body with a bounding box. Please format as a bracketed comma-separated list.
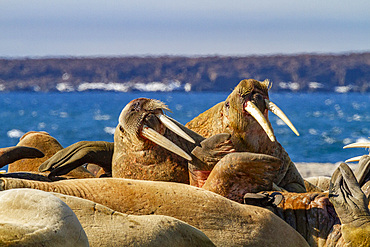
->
[0, 176, 309, 247]
[246, 155, 370, 247]
[186, 79, 306, 193]
[37, 97, 290, 202]
[111, 98, 203, 183]
[39, 98, 204, 183]
[4, 131, 94, 179]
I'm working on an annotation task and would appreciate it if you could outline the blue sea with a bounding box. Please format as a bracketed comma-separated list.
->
[0, 92, 369, 166]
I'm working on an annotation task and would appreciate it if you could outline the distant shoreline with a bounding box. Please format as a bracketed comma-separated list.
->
[1, 53, 369, 93]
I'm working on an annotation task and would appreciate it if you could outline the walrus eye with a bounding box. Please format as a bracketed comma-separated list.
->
[131, 102, 141, 112]
[225, 102, 230, 108]
[119, 125, 124, 132]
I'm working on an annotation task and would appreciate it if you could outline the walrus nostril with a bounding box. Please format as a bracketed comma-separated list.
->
[251, 93, 266, 113]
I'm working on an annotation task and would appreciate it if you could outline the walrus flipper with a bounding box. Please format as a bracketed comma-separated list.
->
[39, 141, 114, 178]
[329, 163, 370, 246]
[201, 152, 283, 203]
[0, 146, 44, 168]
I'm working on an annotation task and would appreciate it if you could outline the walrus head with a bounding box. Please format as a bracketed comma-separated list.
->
[223, 79, 299, 143]
[117, 98, 194, 161]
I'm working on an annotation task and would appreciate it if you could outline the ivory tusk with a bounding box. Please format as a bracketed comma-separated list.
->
[245, 101, 275, 142]
[141, 125, 192, 161]
[345, 156, 363, 163]
[157, 114, 195, 143]
[343, 142, 370, 149]
[265, 99, 300, 136]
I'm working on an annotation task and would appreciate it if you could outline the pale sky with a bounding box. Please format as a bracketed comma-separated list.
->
[1, 0, 369, 57]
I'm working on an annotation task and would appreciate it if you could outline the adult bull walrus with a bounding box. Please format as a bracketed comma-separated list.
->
[40, 80, 304, 193]
[39, 98, 204, 183]
[35, 97, 286, 200]
[186, 79, 306, 193]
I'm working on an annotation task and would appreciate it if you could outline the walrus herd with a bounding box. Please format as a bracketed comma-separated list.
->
[0, 79, 369, 246]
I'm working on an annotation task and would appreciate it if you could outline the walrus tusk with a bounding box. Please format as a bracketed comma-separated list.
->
[141, 125, 192, 161]
[157, 114, 195, 144]
[343, 142, 370, 163]
[265, 99, 300, 136]
[244, 101, 275, 142]
[343, 142, 370, 149]
[345, 156, 363, 163]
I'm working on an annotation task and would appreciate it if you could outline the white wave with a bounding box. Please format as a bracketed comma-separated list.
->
[308, 82, 323, 89]
[77, 82, 130, 92]
[275, 119, 285, 126]
[0, 84, 5, 91]
[59, 112, 68, 118]
[56, 83, 74, 92]
[133, 80, 181, 92]
[352, 114, 362, 121]
[65, 80, 186, 92]
[309, 128, 318, 135]
[175, 104, 183, 111]
[278, 82, 300, 91]
[104, 127, 115, 135]
[94, 110, 110, 121]
[38, 122, 46, 129]
[335, 85, 352, 93]
[184, 83, 192, 92]
[7, 129, 25, 139]
[355, 137, 370, 143]
[343, 138, 352, 145]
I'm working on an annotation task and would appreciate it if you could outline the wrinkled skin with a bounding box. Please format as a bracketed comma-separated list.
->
[0, 146, 44, 168]
[186, 79, 306, 193]
[1, 132, 94, 180]
[40, 98, 204, 183]
[265, 191, 340, 247]
[39, 79, 305, 195]
[0, 177, 309, 247]
[36, 97, 285, 201]
[245, 156, 370, 247]
[111, 98, 201, 183]
[39, 141, 114, 177]
[329, 161, 370, 246]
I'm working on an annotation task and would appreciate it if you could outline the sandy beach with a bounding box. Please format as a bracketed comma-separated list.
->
[295, 162, 357, 178]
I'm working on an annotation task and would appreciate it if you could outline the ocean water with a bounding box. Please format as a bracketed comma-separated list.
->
[0, 92, 369, 166]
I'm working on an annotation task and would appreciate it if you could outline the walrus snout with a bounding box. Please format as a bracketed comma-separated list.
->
[142, 113, 165, 135]
[251, 93, 267, 114]
[118, 98, 194, 161]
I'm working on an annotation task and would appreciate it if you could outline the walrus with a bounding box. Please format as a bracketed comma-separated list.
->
[329, 162, 370, 247]
[1, 131, 95, 179]
[302, 141, 370, 192]
[186, 79, 306, 192]
[39, 80, 305, 195]
[35, 97, 284, 202]
[39, 98, 204, 183]
[0, 188, 215, 247]
[243, 154, 370, 247]
[0, 177, 309, 246]
[0, 188, 89, 247]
